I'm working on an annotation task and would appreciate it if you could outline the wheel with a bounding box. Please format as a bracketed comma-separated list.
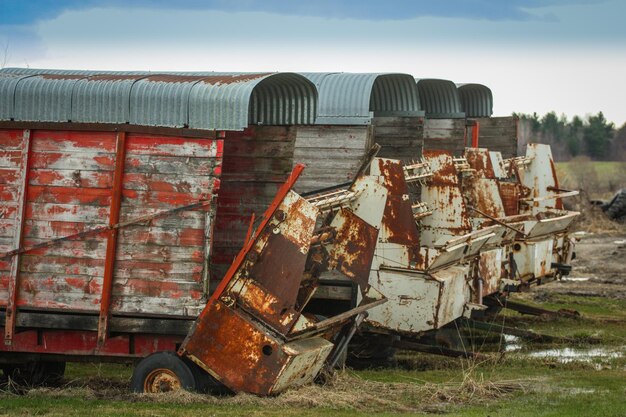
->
[131, 352, 197, 393]
[3, 361, 66, 386]
[603, 189, 626, 221]
[183, 357, 230, 395]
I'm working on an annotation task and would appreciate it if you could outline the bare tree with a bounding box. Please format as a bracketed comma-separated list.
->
[1, 40, 10, 68]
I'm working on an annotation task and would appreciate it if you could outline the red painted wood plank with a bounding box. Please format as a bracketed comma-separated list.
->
[29, 169, 113, 189]
[30, 130, 117, 153]
[27, 185, 112, 206]
[126, 135, 218, 158]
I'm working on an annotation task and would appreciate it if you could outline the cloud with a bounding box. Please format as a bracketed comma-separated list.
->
[0, 0, 615, 24]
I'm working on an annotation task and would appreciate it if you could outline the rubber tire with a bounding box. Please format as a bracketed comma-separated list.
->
[3, 361, 66, 386]
[603, 189, 626, 221]
[130, 352, 197, 393]
[183, 357, 230, 395]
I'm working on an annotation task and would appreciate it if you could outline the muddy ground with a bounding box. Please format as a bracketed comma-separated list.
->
[528, 231, 626, 301]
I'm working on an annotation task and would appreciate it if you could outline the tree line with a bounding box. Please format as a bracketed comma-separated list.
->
[514, 111, 626, 161]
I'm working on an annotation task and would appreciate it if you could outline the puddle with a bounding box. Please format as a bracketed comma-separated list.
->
[560, 277, 591, 282]
[503, 336, 624, 368]
[527, 347, 623, 363]
[504, 335, 522, 352]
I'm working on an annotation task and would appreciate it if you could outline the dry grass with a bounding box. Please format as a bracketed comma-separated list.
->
[3, 370, 530, 414]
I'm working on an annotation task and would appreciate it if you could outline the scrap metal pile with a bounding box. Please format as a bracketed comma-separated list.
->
[0, 68, 579, 395]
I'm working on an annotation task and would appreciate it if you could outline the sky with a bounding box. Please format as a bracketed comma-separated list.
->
[1, 0, 625, 126]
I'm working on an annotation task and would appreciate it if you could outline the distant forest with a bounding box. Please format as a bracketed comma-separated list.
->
[515, 112, 626, 162]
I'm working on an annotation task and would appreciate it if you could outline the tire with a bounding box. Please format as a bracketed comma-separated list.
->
[3, 361, 66, 386]
[182, 357, 230, 395]
[604, 189, 626, 221]
[131, 352, 197, 393]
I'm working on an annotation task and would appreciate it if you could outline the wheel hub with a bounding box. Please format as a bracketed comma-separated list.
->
[143, 368, 181, 393]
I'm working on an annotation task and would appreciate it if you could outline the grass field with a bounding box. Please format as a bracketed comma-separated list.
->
[1, 293, 625, 417]
[555, 160, 626, 199]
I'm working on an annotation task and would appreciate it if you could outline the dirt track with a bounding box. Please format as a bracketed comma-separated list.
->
[531, 232, 626, 300]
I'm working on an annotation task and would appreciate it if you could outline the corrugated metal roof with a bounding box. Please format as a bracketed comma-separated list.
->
[0, 68, 317, 130]
[457, 83, 493, 118]
[302, 72, 423, 125]
[416, 79, 465, 119]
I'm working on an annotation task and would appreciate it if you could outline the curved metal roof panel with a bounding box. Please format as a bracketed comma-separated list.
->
[457, 83, 493, 118]
[416, 78, 465, 119]
[0, 73, 32, 120]
[301, 72, 423, 125]
[0, 68, 317, 130]
[14, 74, 88, 122]
[71, 74, 144, 123]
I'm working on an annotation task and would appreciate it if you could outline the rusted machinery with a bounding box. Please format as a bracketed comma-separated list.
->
[0, 67, 581, 393]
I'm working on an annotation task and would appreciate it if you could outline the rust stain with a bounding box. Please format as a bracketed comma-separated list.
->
[39, 74, 86, 81]
[328, 208, 378, 293]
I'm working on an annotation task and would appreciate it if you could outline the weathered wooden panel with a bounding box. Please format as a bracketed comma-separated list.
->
[212, 125, 296, 279]
[111, 133, 218, 315]
[423, 118, 466, 156]
[373, 116, 424, 162]
[472, 116, 518, 158]
[1, 127, 221, 317]
[292, 125, 371, 193]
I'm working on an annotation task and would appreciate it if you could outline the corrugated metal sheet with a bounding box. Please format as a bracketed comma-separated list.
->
[416, 79, 465, 119]
[0, 68, 318, 130]
[302, 72, 423, 125]
[457, 83, 493, 118]
[71, 74, 144, 123]
[14, 74, 88, 122]
[0, 73, 32, 120]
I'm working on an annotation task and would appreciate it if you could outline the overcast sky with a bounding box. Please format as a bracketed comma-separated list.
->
[1, 0, 625, 126]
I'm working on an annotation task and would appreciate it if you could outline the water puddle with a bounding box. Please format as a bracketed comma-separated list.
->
[527, 347, 623, 363]
[504, 337, 624, 369]
[560, 277, 591, 282]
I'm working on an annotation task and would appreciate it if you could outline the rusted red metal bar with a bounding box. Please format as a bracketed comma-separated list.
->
[4, 129, 31, 346]
[97, 132, 127, 348]
[472, 121, 480, 147]
[208, 163, 305, 305]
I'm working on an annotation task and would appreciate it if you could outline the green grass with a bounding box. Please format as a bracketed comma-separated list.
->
[555, 160, 626, 199]
[1, 294, 625, 416]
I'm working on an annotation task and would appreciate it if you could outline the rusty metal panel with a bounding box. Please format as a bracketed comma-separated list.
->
[182, 299, 332, 395]
[327, 208, 378, 293]
[478, 248, 503, 296]
[212, 126, 296, 280]
[518, 143, 564, 213]
[366, 264, 470, 334]
[420, 150, 472, 246]
[463, 148, 506, 218]
[512, 239, 554, 280]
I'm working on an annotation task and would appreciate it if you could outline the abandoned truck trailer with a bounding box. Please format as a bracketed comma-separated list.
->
[0, 68, 389, 395]
[0, 67, 578, 392]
